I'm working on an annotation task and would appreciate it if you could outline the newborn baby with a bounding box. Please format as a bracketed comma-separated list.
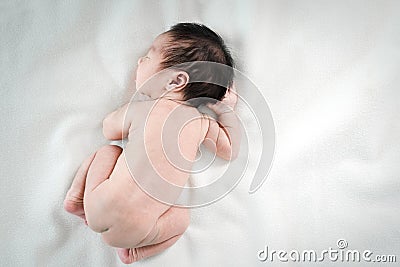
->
[64, 23, 240, 264]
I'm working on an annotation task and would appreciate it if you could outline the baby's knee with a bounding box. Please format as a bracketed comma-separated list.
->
[84, 194, 111, 233]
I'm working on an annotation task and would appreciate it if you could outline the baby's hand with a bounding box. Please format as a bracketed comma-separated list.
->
[203, 83, 240, 160]
[206, 84, 238, 115]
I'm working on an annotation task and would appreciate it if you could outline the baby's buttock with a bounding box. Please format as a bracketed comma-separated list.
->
[89, 153, 170, 236]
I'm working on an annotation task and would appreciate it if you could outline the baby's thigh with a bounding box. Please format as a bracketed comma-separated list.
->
[85, 145, 123, 190]
[84, 145, 122, 232]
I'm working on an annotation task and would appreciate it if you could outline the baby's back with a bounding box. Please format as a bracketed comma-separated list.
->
[99, 99, 206, 238]
[124, 98, 206, 198]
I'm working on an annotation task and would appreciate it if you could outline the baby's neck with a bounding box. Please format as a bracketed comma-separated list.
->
[147, 89, 185, 102]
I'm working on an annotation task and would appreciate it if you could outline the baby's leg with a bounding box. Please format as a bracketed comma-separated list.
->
[64, 151, 96, 222]
[83, 145, 122, 232]
[64, 145, 122, 223]
[117, 206, 190, 264]
[84, 145, 122, 195]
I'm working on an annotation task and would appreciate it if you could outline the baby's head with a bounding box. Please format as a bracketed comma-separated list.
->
[136, 23, 234, 103]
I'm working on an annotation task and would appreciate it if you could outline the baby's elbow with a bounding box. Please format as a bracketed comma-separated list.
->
[102, 130, 113, 141]
[102, 117, 117, 140]
[102, 118, 112, 139]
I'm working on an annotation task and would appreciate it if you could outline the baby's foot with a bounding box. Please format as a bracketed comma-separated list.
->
[116, 248, 141, 264]
[64, 152, 96, 224]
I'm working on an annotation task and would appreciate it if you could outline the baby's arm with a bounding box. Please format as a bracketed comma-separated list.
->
[102, 102, 132, 140]
[203, 87, 241, 160]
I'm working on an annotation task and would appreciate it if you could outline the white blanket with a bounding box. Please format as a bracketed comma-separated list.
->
[1, 1, 399, 266]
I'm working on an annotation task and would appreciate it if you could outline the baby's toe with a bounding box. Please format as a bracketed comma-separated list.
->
[117, 248, 139, 264]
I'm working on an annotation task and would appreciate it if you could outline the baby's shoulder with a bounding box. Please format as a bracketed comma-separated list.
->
[131, 99, 209, 144]
[150, 99, 204, 129]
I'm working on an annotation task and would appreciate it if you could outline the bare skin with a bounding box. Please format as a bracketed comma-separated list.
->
[64, 33, 240, 264]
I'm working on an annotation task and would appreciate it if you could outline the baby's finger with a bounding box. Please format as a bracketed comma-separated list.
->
[227, 82, 236, 92]
[206, 103, 225, 115]
[206, 102, 219, 111]
[227, 86, 238, 97]
[230, 84, 236, 91]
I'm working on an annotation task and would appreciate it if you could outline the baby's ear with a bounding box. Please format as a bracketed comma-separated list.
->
[166, 71, 189, 91]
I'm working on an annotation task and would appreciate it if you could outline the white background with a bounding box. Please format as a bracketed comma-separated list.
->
[1, 0, 399, 266]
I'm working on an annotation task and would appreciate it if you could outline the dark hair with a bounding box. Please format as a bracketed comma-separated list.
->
[161, 23, 235, 102]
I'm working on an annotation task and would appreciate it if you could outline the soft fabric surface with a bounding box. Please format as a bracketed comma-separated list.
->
[1, 1, 399, 266]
